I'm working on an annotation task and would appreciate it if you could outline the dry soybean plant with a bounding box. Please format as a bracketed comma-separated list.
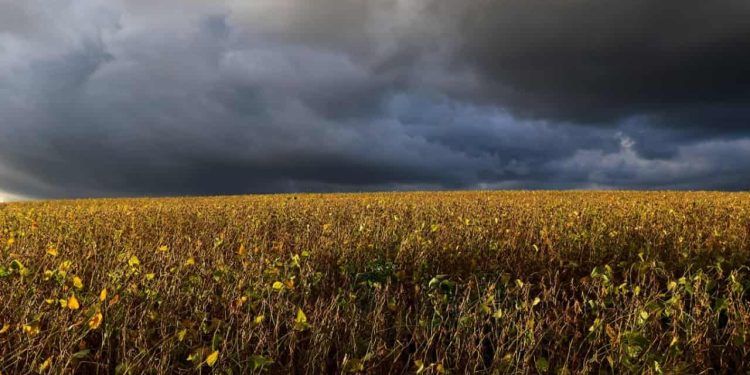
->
[1, 191, 749, 373]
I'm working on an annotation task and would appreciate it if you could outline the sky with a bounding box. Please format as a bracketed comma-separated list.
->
[1, 0, 750, 200]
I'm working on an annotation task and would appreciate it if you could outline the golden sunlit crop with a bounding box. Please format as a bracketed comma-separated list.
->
[1, 191, 749, 373]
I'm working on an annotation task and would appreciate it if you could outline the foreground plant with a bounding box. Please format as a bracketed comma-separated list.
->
[0, 191, 749, 373]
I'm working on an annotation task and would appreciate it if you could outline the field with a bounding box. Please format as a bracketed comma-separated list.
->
[1, 191, 749, 373]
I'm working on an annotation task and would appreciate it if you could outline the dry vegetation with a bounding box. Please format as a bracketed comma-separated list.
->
[1, 191, 750, 373]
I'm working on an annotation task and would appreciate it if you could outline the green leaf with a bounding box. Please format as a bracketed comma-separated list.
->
[428, 275, 446, 289]
[72, 349, 91, 359]
[342, 357, 365, 373]
[714, 298, 728, 312]
[249, 355, 273, 370]
[115, 363, 133, 375]
[622, 331, 648, 358]
[9, 259, 24, 270]
[535, 357, 549, 373]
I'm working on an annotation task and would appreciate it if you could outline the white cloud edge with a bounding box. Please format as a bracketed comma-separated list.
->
[0, 190, 26, 203]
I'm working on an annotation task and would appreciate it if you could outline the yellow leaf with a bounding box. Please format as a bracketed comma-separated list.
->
[296, 309, 307, 324]
[185, 257, 195, 266]
[6, 238, 14, 246]
[206, 350, 219, 367]
[38, 356, 52, 372]
[88, 312, 103, 330]
[668, 281, 677, 291]
[22, 323, 39, 337]
[272, 281, 284, 291]
[72, 276, 83, 290]
[670, 336, 679, 347]
[293, 308, 309, 331]
[414, 360, 425, 373]
[0, 323, 9, 334]
[177, 329, 187, 342]
[58, 260, 72, 273]
[254, 315, 265, 324]
[46, 247, 58, 257]
[158, 245, 169, 252]
[67, 295, 80, 310]
[99, 288, 107, 302]
[237, 244, 247, 256]
[128, 255, 140, 267]
[145, 273, 156, 281]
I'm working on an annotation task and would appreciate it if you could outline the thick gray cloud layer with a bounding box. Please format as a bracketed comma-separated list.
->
[1, 0, 749, 199]
[456, 1, 750, 126]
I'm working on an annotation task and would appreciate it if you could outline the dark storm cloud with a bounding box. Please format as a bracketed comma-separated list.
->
[454, 0, 750, 127]
[1, 0, 750, 200]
